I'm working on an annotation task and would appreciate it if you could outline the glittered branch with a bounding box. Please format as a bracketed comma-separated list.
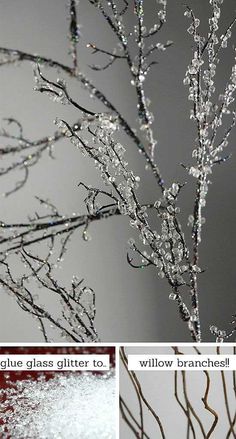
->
[0, 201, 121, 255]
[182, 0, 236, 342]
[88, 0, 171, 182]
[34, 64, 96, 115]
[87, 42, 126, 71]
[0, 249, 98, 342]
[68, 0, 80, 70]
[210, 313, 236, 342]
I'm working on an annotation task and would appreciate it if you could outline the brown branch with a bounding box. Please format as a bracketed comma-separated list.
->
[120, 396, 151, 439]
[120, 348, 166, 438]
[217, 347, 236, 438]
[120, 347, 145, 439]
[174, 370, 196, 439]
[173, 347, 206, 438]
[193, 347, 219, 438]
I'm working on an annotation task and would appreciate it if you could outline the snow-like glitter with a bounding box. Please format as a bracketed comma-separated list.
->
[0, 372, 115, 438]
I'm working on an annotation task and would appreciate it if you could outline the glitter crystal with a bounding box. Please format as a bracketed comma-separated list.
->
[0, 373, 115, 438]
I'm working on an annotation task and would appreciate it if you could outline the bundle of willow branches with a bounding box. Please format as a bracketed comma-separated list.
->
[120, 346, 236, 438]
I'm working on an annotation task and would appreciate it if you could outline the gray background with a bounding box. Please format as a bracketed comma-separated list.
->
[0, 0, 235, 342]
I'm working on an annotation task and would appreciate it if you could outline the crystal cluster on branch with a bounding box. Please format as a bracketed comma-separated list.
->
[184, 1, 236, 245]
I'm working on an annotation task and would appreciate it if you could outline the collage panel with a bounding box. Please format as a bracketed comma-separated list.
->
[0, 0, 235, 345]
[0, 346, 116, 438]
[0, 0, 235, 437]
[120, 345, 236, 438]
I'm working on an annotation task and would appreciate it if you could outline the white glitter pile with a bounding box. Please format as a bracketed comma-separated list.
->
[0, 373, 115, 438]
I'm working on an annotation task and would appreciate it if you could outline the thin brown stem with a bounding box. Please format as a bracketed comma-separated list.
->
[193, 347, 219, 438]
[217, 347, 236, 438]
[120, 348, 145, 439]
[120, 396, 151, 439]
[174, 370, 196, 439]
